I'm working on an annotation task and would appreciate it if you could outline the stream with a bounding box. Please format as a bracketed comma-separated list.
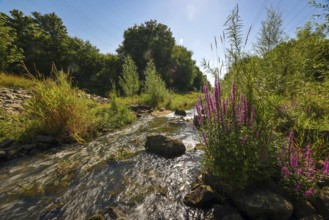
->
[0, 110, 212, 219]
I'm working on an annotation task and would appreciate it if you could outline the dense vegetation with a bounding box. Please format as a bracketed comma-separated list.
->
[1, 1, 328, 201]
[0, 11, 208, 95]
[197, 3, 329, 197]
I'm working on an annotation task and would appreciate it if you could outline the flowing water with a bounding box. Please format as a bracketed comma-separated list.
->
[0, 111, 212, 219]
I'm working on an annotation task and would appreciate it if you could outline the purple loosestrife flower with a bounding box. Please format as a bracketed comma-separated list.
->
[241, 135, 247, 144]
[202, 132, 208, 146]
[241, 96, 248, 125]
[231, 83, 237, 102]
[226, 121, 230, 132]
[304, 188, 313, 197]
[221, 100, 227, 126]
[305, 145, 313, 167]
[323, 160, 329, 176]
[307, 167, 316, 179]
[248, 105, 256, 126]
[290, 152, 298, 170]
[296, 183, 301, 191]
[203, 85, 211, 120]
[281, 166, 290, 176]
[288, 131, 294, 151]
[215, 81, 221, 109]
[297, 168, 303, 176]
[196, 102, 202, 116]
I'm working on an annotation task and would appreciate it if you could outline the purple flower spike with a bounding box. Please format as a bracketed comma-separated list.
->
[323, 160, 329, 176]
[304, 188, 313, 197]
[288, 131, 294, 151]
[296, 183, 301, 191]
[231, 83, 237, 102]
[241, 135, 247, 144]
[215, 81, 221, 109]
[297, 168, 303, 176]
[281, 166, 290, 176]
[305, 145, 313, 167]
[290, 153, 298, 169]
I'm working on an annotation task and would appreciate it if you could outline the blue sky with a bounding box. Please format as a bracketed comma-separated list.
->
[0, 0, 326, 81]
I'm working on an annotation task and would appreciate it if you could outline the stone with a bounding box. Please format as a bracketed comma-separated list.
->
[231, 187, 293, 220]
[102, 206, 125, 219]
[88, 214, 104, 220]
[7, 103, 23, 110]
[294, 199, 317, 219]
[36, 135, 55, 143]
[145, 135, 186, 158]
[183, 184, 219, 208]
[0, 150, 7, 160]
[0, 138, 14, 148]
[174, 109, 187, 116]
[22, 144, 37, 151]
[213, 204, 245, 220]
[299, 214, 324, 220]
[310, 187, 329, 219]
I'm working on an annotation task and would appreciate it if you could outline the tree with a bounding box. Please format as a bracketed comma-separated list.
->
[169, 45, 197, 92]
[255, 6, 284, 54]
[309, 0, 329, 34]
[143, 60, 167, 107]
[119, 56, 139, 96]
[117, 20, 175, 84]
[0, 13, 24, 71]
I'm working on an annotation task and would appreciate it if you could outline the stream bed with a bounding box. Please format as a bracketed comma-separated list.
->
[0, 111, 212, 219]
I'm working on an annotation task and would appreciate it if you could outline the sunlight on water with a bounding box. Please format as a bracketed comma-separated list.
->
[0, 112, 210, 219]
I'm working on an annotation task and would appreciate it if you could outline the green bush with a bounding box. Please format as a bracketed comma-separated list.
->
[93, 92, 136, 130]
[21, 71, 96, 143]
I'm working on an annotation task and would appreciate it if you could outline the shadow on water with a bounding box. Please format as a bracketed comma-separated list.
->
[0, 110, 212, 219]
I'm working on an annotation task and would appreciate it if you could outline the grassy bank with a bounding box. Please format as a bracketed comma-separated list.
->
[0, 72, 197, 144]
[0, 72, 136, 143]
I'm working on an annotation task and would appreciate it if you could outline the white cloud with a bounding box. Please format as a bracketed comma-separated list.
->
[179, 38, 184, 45]
[186, 5, 196, 20]
[182, 0, 209, 21]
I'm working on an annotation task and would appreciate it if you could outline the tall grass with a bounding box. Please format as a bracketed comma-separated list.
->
[0, 71, 137, 144]
[22, 71, 95, 143]
[0, 72, 36, 89]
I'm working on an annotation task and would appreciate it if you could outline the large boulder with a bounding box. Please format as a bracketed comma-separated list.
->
[145, 135, 186, 158]
[213, 204, 245, 220]
[310, 187, 329, 219]
[231, 187, 293, 220]
[294, 199, 317, 219]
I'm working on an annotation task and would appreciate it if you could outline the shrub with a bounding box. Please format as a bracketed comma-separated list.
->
[93, 92, 136, 130]
[279, 131, 329, 198]
[143, 60, 168, 108]
[22, 71, 96, 143]
[195, 82, 277, 191]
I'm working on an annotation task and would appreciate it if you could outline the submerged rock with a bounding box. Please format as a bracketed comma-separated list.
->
[145, 135, 186, 158]
[183, 184, 219, 208]
[174, 109, 187, 116]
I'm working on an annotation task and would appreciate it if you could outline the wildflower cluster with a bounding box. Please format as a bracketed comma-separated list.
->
[195, 82, 276, 191]
[279, 131, 329, 198]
